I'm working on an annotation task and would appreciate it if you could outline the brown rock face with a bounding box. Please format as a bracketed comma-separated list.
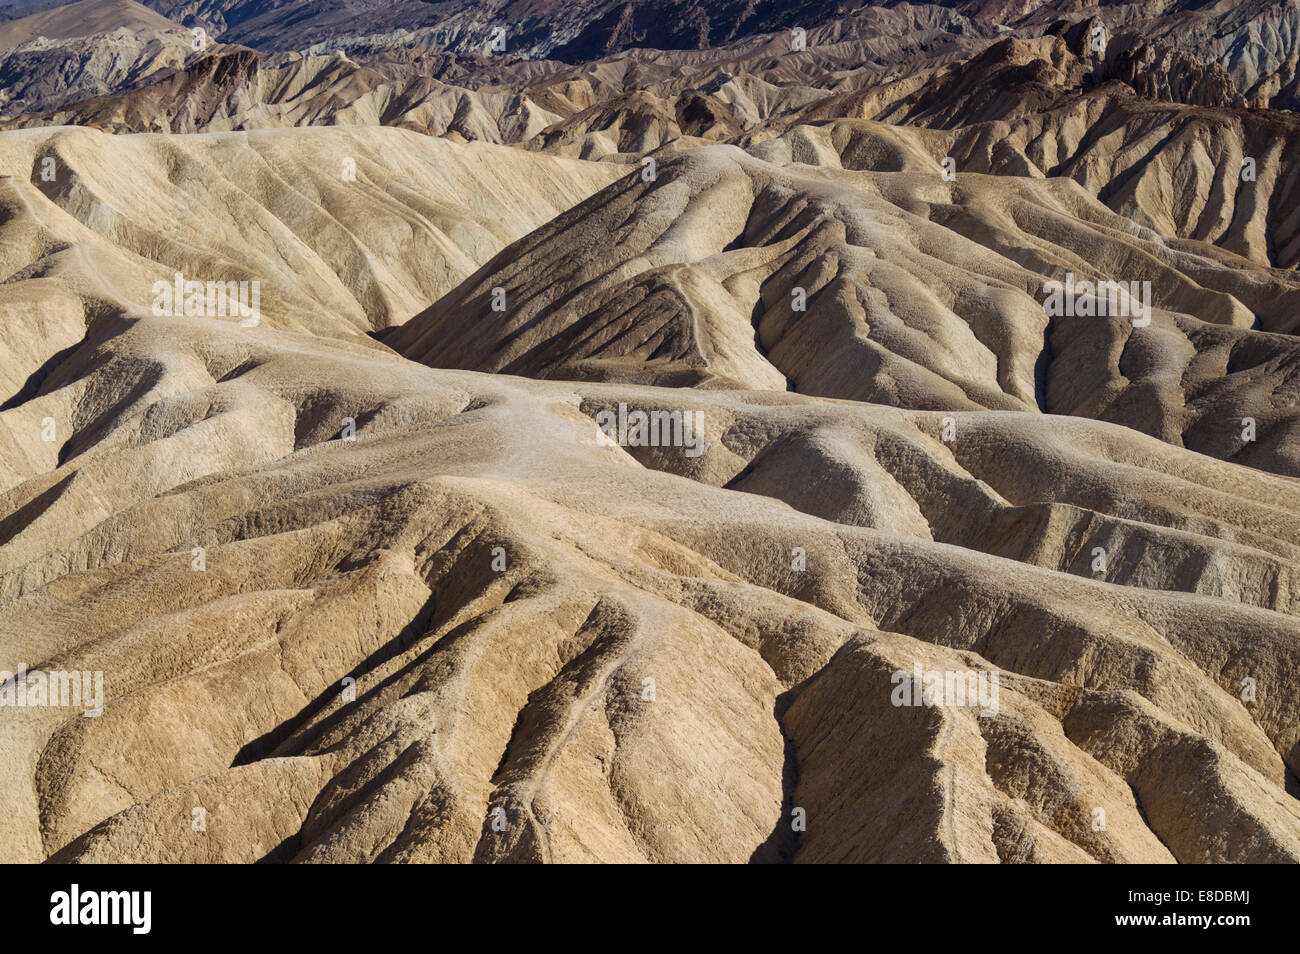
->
[0, 1, 1298, 865]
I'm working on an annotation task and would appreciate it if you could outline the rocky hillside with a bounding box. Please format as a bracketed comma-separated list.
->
[0, 0, 1297, 865]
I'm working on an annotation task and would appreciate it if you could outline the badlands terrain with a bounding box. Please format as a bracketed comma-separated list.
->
[0, 0, 1298, 863]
